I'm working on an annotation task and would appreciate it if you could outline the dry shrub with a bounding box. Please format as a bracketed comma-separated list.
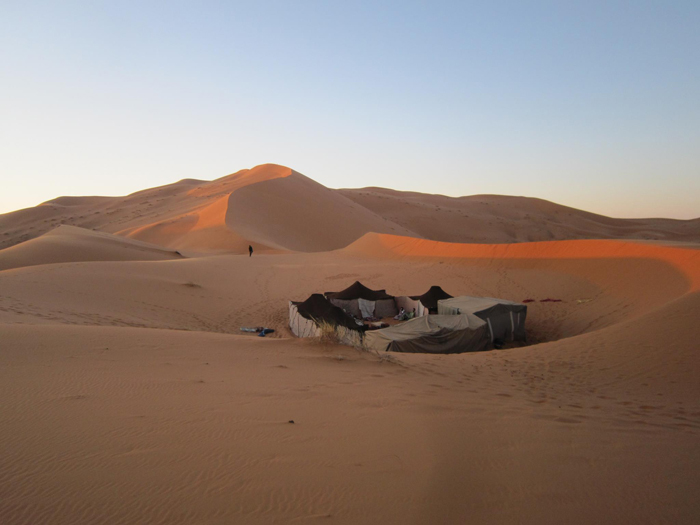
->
[316, 321, 342, 345]
[315, 322, 400, 365]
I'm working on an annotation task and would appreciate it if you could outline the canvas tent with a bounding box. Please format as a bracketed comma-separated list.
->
[396, 285, 453, 317]
[289, 294, 364, 345]
[325, 281, 397, 319]
[437, 296, 527, 343]
[364, 314, 490, 354]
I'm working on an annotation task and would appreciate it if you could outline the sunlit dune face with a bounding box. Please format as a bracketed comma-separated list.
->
[128, 215, 199, 238]
[189, 196, 228, 232]
[354, 234, 700, 291]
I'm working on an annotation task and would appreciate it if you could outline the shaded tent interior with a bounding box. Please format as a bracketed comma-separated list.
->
[288, 293, 363, 345]
[363, 314, 490, 354]
[325, 281, 398, 318]
[396, 285, 453, 317]
[437, 296, 527, 343]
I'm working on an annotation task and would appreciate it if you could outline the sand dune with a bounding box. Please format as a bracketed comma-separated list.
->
[0, 225, 182, 271]
[226, 171, 413, 252]
[340, 188, 700, 243]
[1, 164, 698, 255]
[1, 165, 699, 524]
[1, 236, 699, 523]
[345, 233, 700, 289]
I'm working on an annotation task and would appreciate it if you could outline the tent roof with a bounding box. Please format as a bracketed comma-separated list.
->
[438, 296, 526, 314]
[325, 281, 394, 301]
[367, 314, 485, 342]
[409, 285, 453, 309]
[293, 294, 363, 331]
[363, 313, 488, 354]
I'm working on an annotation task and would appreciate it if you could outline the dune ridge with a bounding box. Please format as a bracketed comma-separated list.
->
[2, 164, 698, 255]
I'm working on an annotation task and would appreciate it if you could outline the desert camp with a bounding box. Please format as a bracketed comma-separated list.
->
[290, 282, 527, 354]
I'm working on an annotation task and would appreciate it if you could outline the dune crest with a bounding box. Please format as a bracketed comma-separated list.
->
[345, 233, 700, 291]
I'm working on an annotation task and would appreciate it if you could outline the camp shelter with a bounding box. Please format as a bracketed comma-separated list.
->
[289, 294, 363, 345]
[325, 281, 397, 319]
[396, 285, 453, 317]
[437, 296, 527, 343]
[364, 314, 490, 354]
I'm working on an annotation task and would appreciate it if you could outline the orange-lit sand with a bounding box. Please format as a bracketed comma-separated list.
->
[347, 233, 700, 290]
[1, 165, 699, 524]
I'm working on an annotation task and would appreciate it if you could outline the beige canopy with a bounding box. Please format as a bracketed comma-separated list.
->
[363, 314, 490, 354]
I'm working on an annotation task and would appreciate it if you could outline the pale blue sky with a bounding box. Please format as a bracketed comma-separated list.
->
[1, 1, 698, 218]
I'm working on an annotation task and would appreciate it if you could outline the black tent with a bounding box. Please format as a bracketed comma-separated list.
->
[410, 286, 453, 313]
[292, 294, 363, 332]
[438, 296, 527, 342]
[325, 281, 394, 301]
[324, 281, 397, 318]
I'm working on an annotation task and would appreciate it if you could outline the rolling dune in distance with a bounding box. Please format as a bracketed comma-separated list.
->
[1, 164, 699, 524]
[0, 225, 182, 271]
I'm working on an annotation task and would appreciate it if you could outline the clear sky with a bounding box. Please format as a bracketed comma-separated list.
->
[1, 1, 698, 219]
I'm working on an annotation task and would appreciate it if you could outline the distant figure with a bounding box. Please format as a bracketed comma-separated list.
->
[249, 245, 253, 257]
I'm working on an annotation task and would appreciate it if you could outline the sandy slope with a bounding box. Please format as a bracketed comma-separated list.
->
[1, 164, 698, 254]
[2, 318, 699, 525]
[0, 225, 182, 271]
[1, 232, 700, 523]
[1, 167, 699, 524]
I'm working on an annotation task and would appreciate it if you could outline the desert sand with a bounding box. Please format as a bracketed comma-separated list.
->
[1, 164, 699, 524]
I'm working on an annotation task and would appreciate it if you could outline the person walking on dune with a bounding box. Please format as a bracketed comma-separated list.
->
[249, 245, 253, 257]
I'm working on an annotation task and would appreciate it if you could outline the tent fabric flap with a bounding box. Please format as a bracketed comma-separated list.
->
[364, 314, 489, 354]
[358, 298, 376, 319]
